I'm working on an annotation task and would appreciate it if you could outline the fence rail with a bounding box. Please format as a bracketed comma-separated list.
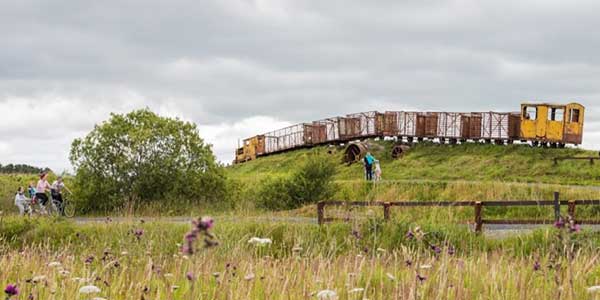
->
[316, 192, 600, 233]
[553, 156, 600, 165]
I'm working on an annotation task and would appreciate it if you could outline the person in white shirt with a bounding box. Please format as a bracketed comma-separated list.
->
[374, 160, 382, 181]
[50, 176, 71, 215]
[14, 187, 30, 215]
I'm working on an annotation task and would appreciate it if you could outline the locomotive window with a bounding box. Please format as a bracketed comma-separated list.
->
[569, 109, 581, 123]
[523, 106, 537, 120]
[548, 108, 564, 122]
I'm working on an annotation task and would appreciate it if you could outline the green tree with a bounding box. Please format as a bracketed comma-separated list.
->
[69, 109, 225, 212]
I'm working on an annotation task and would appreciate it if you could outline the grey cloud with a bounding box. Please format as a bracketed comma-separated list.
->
[1, 0, 599, 170]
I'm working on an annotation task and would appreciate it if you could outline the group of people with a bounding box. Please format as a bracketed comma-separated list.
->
[14, 172, 70, 216]
[363, 152, 382, 181]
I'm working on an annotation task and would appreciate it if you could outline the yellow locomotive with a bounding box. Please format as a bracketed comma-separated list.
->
[235, 102, 585, 163]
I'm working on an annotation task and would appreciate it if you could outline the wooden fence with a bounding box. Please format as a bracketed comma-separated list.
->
[317, 192, 600, 233]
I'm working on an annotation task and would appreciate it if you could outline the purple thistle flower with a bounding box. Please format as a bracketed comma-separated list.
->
[405, 260, 413, 267]
[570, 224, 581, 233]
[182, 216, 218, 255]
[533, 261, 541, 271]
[448, 246, 455, 256]
[416, 274, 426, 283]
[134, 229, 144, 240]
[431, 245, 441, 255]
[85, 255, 94, 264]
[406, 230, 415, 240]
[185, 232, 197, 242]
[186, 272, 195, 281]
[351, 230, 361, 240]
[198, 217, 214, 231]
[4, 284, 18, 296]
[554, 219, 565, 229]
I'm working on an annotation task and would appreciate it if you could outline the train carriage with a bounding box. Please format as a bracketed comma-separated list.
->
[520, 103, 584, 146]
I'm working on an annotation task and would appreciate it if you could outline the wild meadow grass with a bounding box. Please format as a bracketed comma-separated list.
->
[2, 217, 600, 299]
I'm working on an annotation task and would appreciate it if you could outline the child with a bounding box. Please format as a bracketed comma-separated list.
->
[28, 183, 36, 203]
[14, 187, 30, 215]
[374, 160, 382, 181]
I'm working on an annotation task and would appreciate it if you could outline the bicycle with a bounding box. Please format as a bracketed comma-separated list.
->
[48, 193, 76, 218]
[22, 198, 48, 216]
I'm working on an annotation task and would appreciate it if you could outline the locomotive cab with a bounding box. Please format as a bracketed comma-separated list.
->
[234, 135, 265, 163]
[520, 102, 584, 145]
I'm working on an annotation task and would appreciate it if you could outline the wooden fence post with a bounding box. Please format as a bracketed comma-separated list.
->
[383, 202, 391, 221]
[568, 200, 576, 221]
[474, 201, 483, 234]
[317, 202, 325, 225]
[553, 192, 561, 222]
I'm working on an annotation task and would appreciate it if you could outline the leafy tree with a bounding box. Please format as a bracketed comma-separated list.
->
[69, 109, 225, 212]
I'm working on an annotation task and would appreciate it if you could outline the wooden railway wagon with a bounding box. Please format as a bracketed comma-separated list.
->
[234, 102, 585, 163]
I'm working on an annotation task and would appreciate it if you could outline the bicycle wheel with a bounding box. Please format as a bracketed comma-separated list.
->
[63, 201, 75, 218]
[48, 201, 60, 217]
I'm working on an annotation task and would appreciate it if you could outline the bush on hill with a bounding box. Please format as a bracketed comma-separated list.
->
[258, 152, 336, 210]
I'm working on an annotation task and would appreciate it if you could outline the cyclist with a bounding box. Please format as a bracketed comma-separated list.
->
[35, 172, 52, 213]
[14, 187, 31, 215]
[50, 176, 71, 215]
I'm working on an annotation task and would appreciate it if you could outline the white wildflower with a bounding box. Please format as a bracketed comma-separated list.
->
[386, 273, 396, 281]
[59, 270, 70, 276]
[248, 237, 272, 246]
[79, 285, 101, 294]
[120, 251, 128, 256]
[349, 288, 365, 293]
[316, 289, 338, 299]
[420, 265, 432, 269]
[588, 286, 600, 294]
[32, 275, 46, 283]
[48, 261, 62, 267]
[164, 273, 174, 278]
[244, 273, 255, 281]
[171, 285, 180, 291]
[212, 272, 220, 278]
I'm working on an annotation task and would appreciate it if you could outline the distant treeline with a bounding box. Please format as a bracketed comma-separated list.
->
[0, 163, 51, 174]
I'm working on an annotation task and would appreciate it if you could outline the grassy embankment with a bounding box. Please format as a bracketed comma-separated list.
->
[1, 217, 600, 299]
[227, 142, 600, 218]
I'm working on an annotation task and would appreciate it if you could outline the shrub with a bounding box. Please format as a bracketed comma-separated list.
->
[258, 153, 336, 210]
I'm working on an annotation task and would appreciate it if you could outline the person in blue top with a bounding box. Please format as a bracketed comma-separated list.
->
[363, 152, 376, 181]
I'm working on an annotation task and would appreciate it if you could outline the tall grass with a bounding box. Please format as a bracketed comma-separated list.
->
[1, 217, 600, 299]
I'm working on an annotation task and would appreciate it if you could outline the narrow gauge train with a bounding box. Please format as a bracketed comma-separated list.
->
[234, 102, 585, 164]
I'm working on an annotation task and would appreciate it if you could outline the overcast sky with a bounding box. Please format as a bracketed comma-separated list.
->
[1, 0, 599, 172]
